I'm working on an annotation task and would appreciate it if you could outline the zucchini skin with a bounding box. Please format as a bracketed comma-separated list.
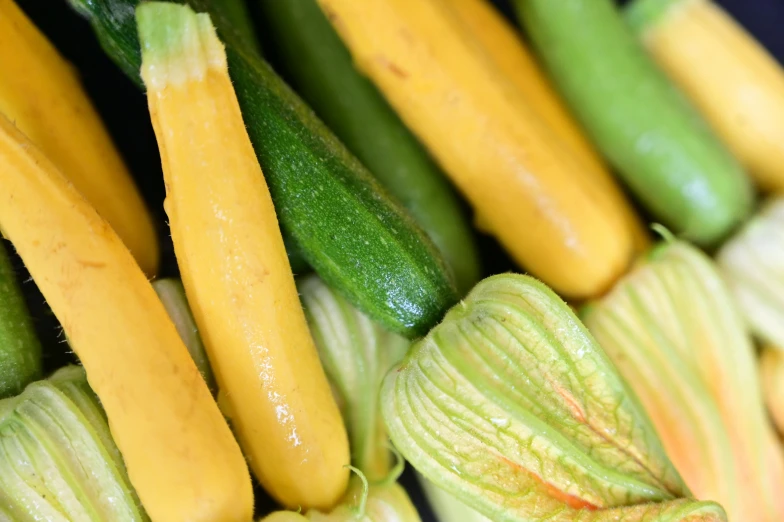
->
[257, 0, 480, 295]
[514, 0, 754, 247]
[204, 0, 258, 51]
[0, 242, 42, 398]
[68, 0, 457, 337]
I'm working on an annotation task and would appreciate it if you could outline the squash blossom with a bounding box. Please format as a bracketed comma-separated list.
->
[382, 273, 725, 521]
[265, 276, 419, 521]
[0, 366, 147, 521]
[300, 275, 410, 482]
[585, 240, 784, 521]
[717, 198, 784, 437]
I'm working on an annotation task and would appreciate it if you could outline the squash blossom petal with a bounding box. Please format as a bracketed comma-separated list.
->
[382, 273, 724, 521]
[0, 366, 147, 521]
[300, 275, 410, 481]
[585, 240, 784, 521]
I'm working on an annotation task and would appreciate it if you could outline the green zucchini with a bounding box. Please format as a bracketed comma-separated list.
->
[0, 242, 41, 398]
[513, 0, 754, 246]
[282, 230, 311, 275]
[67, 0, 457, 336]
[256, 0, 480, 295]
[205, 0, 258, 52]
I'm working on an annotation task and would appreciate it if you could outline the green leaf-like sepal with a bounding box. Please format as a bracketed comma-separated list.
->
[584, 241, 784, 521]
[300, 275, 409, 481]
[381, 274, 720, 521]
[418, 471, 725, 522]
[0, 366, 147, 521]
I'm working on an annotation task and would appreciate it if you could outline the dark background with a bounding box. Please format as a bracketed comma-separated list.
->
[12, 0, 784, 519]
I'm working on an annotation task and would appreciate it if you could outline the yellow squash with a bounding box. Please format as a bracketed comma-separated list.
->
[627, 0, 784, 193]
[761, 347, 784, 436]
[316, 0, 633, 300]
[0, 114, 252, 521]
[0, 0, 158, 275]
[137, 3, 349, 510]
[448, 0, 649, 252]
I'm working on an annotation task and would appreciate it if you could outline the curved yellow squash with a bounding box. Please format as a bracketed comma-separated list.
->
[0, 0, 158, 276]
[448, 0, 649, 253]
[0, 114, 252, 522]
[317, 0, 633, 299]
[138, 3, 349, 510]
[628, 0, 784, 193]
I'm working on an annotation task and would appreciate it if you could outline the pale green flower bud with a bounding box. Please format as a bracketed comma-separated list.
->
[585, 240, 784, 521]
[382, 273, 723, 521]
[300, 275, 409, 481]
[717, 196, 784, 349]
[0, 366, 147, 521]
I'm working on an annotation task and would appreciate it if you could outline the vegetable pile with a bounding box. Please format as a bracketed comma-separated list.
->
[0, 0, 782, 520]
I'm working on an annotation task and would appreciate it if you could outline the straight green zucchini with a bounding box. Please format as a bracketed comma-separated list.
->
[513, 0, 753, 246]
[0, 242, 41, 398]
[67, 0, 458, 336]
[256, 0, 480, 295]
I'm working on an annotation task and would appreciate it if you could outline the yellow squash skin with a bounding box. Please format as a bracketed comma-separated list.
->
[447, 0, 650, 253]
[0, 114, 253, 522]
[317, 0, 633, 300]
[138, 4, 350, 510]
[629, 0, 784, 193]
[761, 347, 784, 436]
[0, 0, 158, 276]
